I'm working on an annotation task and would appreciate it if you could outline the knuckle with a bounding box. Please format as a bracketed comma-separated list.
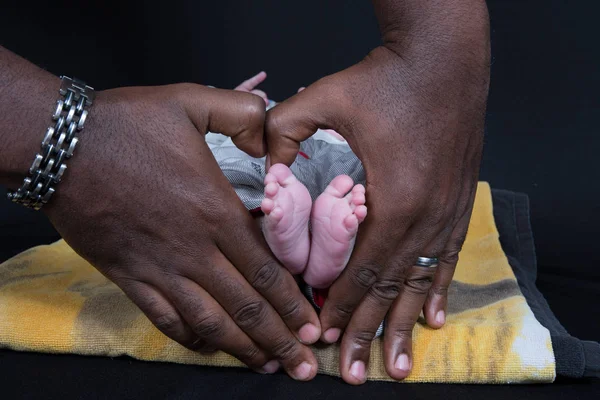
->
[348, 264, 380, 290]
[440, 239, 465, 264]
[153, 313, 181, 334]
[196, 197, 233, 228]
[243, 94, 266, 118]
[369, 278, 403, 304]
[441, 249, 460, 265]
[173, 82, 201, 98]
[265, 111, 289, 137]
[404, 275, 434, 295]
[187, 338, 214, 353]
[236, 94, 265, 128]
[452, 232, 468, 251]
[390, 255, 416, 272]
[237, 344, 262, 364]
[270, 338, 300, 360]
[278, 297, 303, 322]
[332, 302, 354, 321]
[390, 324, 414, 341]
[190, 312, 225, 338]
[430, 284, 449, 297]
[351, 330, 377, 348]
[248, 259, 281, 292]
[232, 300, 269, 330]
[391, 185, 429, 216]
[424, 205, 447, 228]
[198, 346, 218, 355]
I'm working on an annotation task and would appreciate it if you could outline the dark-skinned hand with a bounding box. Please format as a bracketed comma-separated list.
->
[42, 83, 322, 380]
[265, 1, 490, 384]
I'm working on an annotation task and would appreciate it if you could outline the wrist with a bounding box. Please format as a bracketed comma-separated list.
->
[3, 74, 96, 210]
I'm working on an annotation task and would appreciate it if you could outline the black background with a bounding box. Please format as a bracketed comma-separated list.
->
[1, 0, 599, 271]
[0, 0, 599, 398]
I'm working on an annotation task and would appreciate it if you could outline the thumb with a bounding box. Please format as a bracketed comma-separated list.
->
[181, 85, 267, 158]
[265, 82, 341, 166]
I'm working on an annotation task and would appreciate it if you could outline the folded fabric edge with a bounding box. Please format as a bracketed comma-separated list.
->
[492, 189, 600, 380]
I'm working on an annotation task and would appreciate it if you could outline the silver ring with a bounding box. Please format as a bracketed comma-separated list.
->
[415, 256, 439, 268]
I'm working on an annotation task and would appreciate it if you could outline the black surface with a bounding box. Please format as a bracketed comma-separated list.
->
[0, 350, 598, 400]
[1, 0, 599, 398]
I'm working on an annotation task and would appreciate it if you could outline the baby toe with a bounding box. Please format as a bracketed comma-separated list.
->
[343, 213, 359, 233]
[354, 205, 368, 223]
[261, 198, 275, 214]
[268, 163, 295, 186]
[264, 182, 279, 198]
[351, 191, 366, 206]
[352, 184, 365, 194]
[264, 172, 278, 186]
[325, 175, 354, 198]
[270, 206, 284, 222]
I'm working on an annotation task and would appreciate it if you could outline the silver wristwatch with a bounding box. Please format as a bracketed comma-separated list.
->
[7, 76, 95, 210]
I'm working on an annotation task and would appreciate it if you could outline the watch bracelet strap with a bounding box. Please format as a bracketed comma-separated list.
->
[7, 76, 95, 210]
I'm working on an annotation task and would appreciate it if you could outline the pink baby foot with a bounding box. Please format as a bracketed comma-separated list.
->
[303, 175, 367, 288]
[261, 164, 312, 274]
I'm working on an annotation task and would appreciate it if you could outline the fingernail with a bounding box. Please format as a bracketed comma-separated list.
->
[436, 310, 446, 325]
[349, 360, 366, 382]
[322, 328, 341, 343]
[292, 361, 313, 381]
[298, 323, 320, 344]
[395, 353, 411, 372]
[261, 360, 280, 374]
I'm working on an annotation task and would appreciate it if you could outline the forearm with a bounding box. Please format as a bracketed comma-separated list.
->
[0, 46, 60, 188]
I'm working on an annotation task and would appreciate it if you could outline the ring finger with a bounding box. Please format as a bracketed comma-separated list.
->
[186, 251, 318, 381]
[382, 260, 439, 380]
[166, 275, 277, 373]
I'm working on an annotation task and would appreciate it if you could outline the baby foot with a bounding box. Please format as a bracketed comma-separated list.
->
[303, 175, 367, 288]
[261, 164, 312, 274]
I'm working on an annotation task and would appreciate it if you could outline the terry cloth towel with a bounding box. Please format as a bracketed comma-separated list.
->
[0, 182, 568, 384]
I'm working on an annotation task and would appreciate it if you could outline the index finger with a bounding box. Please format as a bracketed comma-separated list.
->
[318, 203, 409, 342]
[265, 81, 342, 167]
[217, 209, 322, 346]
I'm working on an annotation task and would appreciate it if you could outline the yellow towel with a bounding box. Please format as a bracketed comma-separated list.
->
[0, 182, 555, 383]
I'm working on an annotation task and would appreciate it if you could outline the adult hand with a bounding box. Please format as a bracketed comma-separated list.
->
[44, 83, 320, 380]
[265, 1, 490, 384]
